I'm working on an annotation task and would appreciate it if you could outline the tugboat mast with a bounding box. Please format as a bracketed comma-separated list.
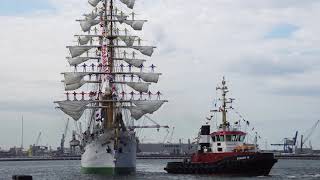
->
[216, 77, 233, 130]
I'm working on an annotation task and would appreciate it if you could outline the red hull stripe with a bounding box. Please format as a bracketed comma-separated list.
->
[191, 152, 255, 163]
[211, 131, 246, 136]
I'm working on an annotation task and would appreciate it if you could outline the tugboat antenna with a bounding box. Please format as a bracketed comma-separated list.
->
[216, 77, 233, 130]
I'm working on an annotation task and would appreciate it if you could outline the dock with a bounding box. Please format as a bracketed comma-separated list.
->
[0, 155, 186, 162]
[1, 154, 320, 162]
[274, 154, 320, 160]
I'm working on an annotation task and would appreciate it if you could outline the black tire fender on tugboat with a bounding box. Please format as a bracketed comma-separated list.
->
[183, 163, 190, 174]
[191, 164, 197, 174]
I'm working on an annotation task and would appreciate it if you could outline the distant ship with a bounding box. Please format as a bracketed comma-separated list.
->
[165, 77, 277, 176]
[55, 0, 167, 175]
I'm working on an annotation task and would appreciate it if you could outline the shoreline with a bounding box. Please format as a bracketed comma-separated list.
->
[1, 154, 320, 162]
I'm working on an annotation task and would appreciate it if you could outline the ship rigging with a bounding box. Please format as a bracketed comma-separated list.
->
[54, 0, 167, 175]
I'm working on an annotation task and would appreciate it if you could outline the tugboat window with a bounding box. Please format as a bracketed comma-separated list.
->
[212, 136, 216, 142]
[232, 135, 237, 141]
[219, 135, 225, 142]
[236, 135, 240, 141]
[226, 135, 232, 141]
[240, 135, 245, 142]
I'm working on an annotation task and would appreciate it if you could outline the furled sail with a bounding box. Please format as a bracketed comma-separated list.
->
[133, 46, 154, 56]
[80, 19, 100, 32]
[78, 36, 91, 45]
[124, 20, 145, 31]
[67, 57, 91, 66]
[119, 36, 136, 47]
[84, 12, 98, 20]
[65, 79, 86, 91]
[135, 73, 160, 83]
[133, 100, 166, 114]
[129, 106, 147, 120]
[126, 82, 150, 93]
[56, 100, 90, 120]
[123, 58, 145, 67]
[68, 46, 93, 58]
[88, 0, 101, 7]
[63, 72, 90, 85]
[119, 0, 135, 9]
[129, 100, 166, 120]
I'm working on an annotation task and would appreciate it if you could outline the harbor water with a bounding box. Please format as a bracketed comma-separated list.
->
[0, 159, 320, 180]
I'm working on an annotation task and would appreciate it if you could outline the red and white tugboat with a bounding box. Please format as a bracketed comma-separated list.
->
[165, 77, 277, 176]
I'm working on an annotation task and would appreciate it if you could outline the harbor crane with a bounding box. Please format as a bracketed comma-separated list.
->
[300, 120, 320, 151]
[35, 132, 42, 146]
[59, 118, 70, 155]
[162, 129, 170, 144]
[271, 131, 298, 153]
[167, 127, 175, 144]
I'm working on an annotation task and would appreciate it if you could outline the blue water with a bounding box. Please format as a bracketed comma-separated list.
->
[0, 159, 320, 179]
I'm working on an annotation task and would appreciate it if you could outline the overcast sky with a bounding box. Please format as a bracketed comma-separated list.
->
[0, 0, 320, 150]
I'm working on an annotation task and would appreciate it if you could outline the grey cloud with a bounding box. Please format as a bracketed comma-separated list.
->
[270, 86, 320, 97]
[229, 54, 320, 77]
[0, 100, 57, 115]
[230, 59, 306, 76]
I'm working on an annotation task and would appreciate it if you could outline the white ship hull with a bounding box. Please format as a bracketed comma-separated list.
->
[81, 131, 136, 175]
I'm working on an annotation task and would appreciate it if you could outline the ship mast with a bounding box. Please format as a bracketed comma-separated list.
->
[104, 0, 115, 130]
[54, 0, 168, 140]
[216, 77, 234, 130]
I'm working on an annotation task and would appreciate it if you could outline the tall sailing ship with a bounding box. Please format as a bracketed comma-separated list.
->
[54, 0, 167, 175]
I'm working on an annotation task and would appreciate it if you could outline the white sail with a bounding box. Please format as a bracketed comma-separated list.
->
[133, 46, 154, 56]
[79, 36, 91, 45]
[124, 20, 145, 31]
[84, 12, 98, 20]
[60, 107, 84, 121]
[135, 73, 160, 83]
[127, 0, 135, 9]
[126, 82, 150, 93]
[80, 20, 91, 32]
[88, 0, 101, 7]
[57, 100, 90, 121]
[80, 19, 100, 32]
[133, 100, 165, 114]
[65, 79, 86, 91]
[119, 36, 136, 47]
[67, 57, 91, 66]
[119, 0, 135, 9]
[123, 58, 144, 68]
[64, 72, 90, 85]
[68, 46, 93, 58]
[129, 106, 147, 120]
